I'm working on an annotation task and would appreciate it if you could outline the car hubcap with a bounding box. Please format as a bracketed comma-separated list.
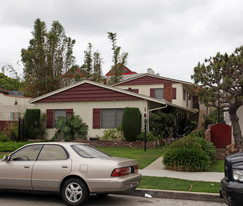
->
[65, 182, 83, 203]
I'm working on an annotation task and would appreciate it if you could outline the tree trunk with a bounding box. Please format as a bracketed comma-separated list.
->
[229, 108, 243, 150]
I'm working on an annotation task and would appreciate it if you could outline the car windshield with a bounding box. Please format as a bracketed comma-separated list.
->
[71, 144, 110, 158]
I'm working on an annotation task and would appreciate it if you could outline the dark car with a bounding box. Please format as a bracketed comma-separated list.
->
[220, 152, 243, 206]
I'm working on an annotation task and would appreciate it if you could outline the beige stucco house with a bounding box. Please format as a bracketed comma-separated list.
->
[0, 89, 34, 121]
[0, 89, 34, 132]
[112, 71, 208, 126]
[29, 80, 195, 140]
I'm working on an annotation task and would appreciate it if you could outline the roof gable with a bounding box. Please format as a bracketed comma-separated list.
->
[62, 65, 85, 78]
[113, 73, 195, 87]
[105, 64, 137, 76]
[31, 81, 140, 103]
[113, 74, 177, 86]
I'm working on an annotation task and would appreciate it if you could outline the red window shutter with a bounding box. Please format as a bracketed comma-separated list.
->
[66, 109, 73, 117]
[150, 88, 155, 97]
[46, 109, 54, 128]
[93, 109, 100, 129]
[172, 88, 176, 99]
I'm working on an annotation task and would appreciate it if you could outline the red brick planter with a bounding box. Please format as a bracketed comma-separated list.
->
[74, 140, 158, 149]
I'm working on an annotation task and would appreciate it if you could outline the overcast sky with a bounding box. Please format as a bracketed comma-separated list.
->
[0, 0, 242, 82]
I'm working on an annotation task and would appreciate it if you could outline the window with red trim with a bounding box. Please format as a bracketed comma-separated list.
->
[46, 109, 73, 128]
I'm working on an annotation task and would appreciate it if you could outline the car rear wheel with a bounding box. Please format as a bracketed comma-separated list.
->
[61, 178, 89, 206]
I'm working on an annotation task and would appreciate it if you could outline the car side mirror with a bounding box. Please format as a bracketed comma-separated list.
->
[3, 155, 10, 162]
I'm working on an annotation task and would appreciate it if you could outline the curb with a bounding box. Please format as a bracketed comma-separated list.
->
[121, 188, 224, 203]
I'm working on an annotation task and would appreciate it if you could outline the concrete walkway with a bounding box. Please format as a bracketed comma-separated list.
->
[139, 157, 224, 182]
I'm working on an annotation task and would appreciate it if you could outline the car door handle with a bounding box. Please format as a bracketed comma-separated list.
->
[24, 165, 30, 168]
[62, 165, 69, 168]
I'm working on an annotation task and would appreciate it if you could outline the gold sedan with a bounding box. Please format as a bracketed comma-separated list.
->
[0, 142, 142, 205]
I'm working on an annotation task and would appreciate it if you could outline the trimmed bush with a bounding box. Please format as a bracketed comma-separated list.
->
[163, 135, 216, 172]
[163, 147, 211, 172]
[122, 107, 141, 142]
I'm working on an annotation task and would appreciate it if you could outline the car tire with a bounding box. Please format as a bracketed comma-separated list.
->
[61, 178, 89, 206]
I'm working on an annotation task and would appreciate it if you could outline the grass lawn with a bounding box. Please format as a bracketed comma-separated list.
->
[0, 152, 10, 159]
[99, 147, 165, 169]
[208, 160, 224, 172]
[139, 176, 221, 193]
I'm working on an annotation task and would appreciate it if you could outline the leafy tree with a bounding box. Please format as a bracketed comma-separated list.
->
[80, 43, 103, 82]
[53, 114, 88, 141]
[0, 65, 22, 91]
[0, 72, 22, 91]
[191, 46, 243, 149]
[93, 50, 103, 82]
[107, 32, 128, 84]
[21, 18, 75, 97]
[81, 43, 93, 79]
[203, 109, 225, 129]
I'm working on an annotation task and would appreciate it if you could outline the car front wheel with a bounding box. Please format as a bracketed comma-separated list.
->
[61, 178, 89, 206]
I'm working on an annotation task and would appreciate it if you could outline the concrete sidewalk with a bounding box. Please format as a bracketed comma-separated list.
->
[139, 157, 224, 182]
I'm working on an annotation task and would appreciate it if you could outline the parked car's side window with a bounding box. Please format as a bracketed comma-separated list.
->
[37, 145, 68, 160]
[11, 145, 43, 161]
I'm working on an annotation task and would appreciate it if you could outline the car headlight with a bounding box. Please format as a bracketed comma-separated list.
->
[233, 169, 243, 182]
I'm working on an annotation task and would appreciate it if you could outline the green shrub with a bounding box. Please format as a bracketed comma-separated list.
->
[53, 114, 88, 141]
[0, 142, 28, 152]
[100, 128, 124, 141]
[149, 112, 175, 139]
[1, 122, 19, 141]
[122, 107, 141, 142]
[0, 133, 11, 142]
[163, 147, 211, 172]
[190, 129, 205, 138]
[102, 129, 117, 140]
[163, 135, 216, 172]
[25, 109, 41, 139]
[136, 131, 158, 142]
[197, 137, 216, 160]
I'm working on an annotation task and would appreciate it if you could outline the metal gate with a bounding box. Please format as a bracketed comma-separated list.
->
[211, 123, 231, 148]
